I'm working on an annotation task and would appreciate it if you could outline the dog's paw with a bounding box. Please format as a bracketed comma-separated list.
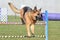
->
[24, 35, 31, 38]
[31, 35, 35, 37]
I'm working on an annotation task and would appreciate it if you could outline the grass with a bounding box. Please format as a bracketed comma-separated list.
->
[0, 24, 45, 40]
[48, 21, 60, 40]
[8, 16, 21, 22]
[0, 16, 60, 40]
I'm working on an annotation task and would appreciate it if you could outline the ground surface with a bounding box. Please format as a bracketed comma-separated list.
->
[0, 16, 60, 40]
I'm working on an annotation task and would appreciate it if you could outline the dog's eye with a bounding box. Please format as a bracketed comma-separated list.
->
[37, 14, 39, 15]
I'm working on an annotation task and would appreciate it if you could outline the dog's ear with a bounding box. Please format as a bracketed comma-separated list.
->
[33, 6, 37, 13]
[34, 6, 37, 10]
[8, 2, 11, 5]
[39, 8, 42, 11]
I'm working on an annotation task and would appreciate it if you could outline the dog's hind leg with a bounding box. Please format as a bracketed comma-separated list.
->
[21, 18, 25, 24]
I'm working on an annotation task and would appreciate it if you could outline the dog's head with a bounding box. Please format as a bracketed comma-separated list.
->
[31, 6, 42, 21]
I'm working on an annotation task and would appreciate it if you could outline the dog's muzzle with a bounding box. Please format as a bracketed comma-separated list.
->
[35, 16, 39, 20]
[35, 14, 43, 21]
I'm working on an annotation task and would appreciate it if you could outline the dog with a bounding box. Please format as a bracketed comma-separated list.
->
[24, 6, 42, 37]
[8, 3, 42, 37]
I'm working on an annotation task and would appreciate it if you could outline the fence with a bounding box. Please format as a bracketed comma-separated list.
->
[0, 8, 8, 22]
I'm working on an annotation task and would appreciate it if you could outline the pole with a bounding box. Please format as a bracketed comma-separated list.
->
[45, 10, 48, 40]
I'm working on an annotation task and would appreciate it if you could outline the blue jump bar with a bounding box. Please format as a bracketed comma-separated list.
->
[45, 10, 48, 40]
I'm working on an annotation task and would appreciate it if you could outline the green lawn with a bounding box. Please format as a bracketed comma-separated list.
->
[8, 16, 21, 22]
[0, 16, 60, 40]
[48, 21, 60, 40]
[0, 24, 45, 40]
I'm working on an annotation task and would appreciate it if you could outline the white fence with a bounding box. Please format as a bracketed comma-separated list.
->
[0, 8, 8, 22]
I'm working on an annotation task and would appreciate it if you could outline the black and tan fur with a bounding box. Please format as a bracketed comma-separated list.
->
[8, 3, 42, 37]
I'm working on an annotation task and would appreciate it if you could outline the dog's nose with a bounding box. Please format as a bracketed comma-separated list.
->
[35, 16, 38, 20]
[35, 16, 37, 18]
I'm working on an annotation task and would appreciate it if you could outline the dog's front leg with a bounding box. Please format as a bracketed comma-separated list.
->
[30, 24, 35, 36]
[26, 23, 31, 37]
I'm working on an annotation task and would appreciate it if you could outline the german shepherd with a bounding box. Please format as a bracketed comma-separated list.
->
[8, 3, 42, 37]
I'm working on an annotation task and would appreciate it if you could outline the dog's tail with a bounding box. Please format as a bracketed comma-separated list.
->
[8, 2, 20, 14]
